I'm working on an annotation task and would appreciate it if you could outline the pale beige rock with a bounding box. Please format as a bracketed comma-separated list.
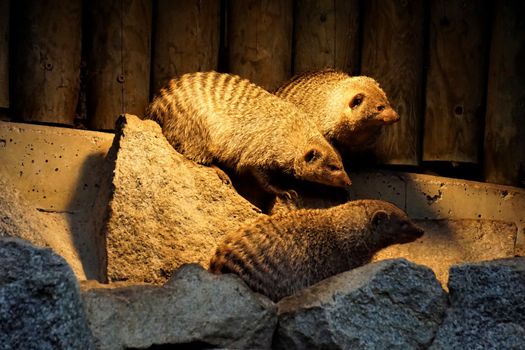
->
[105, 114, 262, 284]
[0, 176, 87, 279]
[373, 219, 517, 288]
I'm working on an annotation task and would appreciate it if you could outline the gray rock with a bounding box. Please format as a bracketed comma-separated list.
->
[82, 264, 277, 350]
[430, 257, 525, 349]
[275, 259, 447, 350]
[104, 114, 262, 284]
[0, 238, 94, 350]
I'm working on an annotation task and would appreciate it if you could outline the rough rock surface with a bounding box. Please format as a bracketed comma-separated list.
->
[274, 259, 447, 349]
[104, 114, 262, 283]
[0, 238, 94, 350]
[82, 264, 277, 350]
[0, 176, 87, 279]
[373, 219, 518, 288]
[430, 258, 525, 349]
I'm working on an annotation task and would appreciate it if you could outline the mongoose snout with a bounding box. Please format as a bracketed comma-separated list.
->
[379, 107, 400, 124]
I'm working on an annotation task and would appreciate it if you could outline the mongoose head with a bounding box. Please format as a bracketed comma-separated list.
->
[333, 76, 400, 147]
[368, 201, 424, 246]
[294, 145, 352, 188]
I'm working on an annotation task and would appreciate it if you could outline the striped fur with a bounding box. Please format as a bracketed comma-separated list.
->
[209, 199, 423, 302]
[274, 69, 400, 151]
[146, 71, 351, 194]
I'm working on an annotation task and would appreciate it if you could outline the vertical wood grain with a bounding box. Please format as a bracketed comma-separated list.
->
[151, 0, 220, 94]
[12, 0, 81, 125]
[226, 0, 293, 90]
[423, 0, 490, 163]
[0, 0, 9, 109]
[293, 0, 360, 75]
[86, 0, 152, 130]
[484, 0, 525, 187]
[361, 0, 426, 165]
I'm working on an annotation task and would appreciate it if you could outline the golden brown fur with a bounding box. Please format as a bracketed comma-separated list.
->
[209, 199, 423, 302]
[146, 71, 351, 196]
[274, 69, 400, 152]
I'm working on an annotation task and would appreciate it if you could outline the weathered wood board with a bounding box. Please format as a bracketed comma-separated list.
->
[151, 0, 220, 94]
[423, 0, 490, 163]
[86, 0, 152, 130]
[12, 0, 81, 125]
[360, 0, 426, 165]
[226, 0, 293, 90]
[0, 0, 8, 109]
[293, 0, 360, 75]
[484, 0, 525, 187]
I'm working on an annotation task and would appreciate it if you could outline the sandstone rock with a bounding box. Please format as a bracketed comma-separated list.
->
[373, 219, 517, 288]
[0, 176, 87, 279]
[0, 238, 94, 350]
[274, 259, 447, 349]
[430, 258, 525, 349]
[104, 114, 262, 284]
[82, 264, 276, 349]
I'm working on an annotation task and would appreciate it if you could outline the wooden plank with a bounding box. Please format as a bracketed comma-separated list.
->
[0, 0, 8, 109]
[86, 0, 152, 130]
[293, 0, 360, 75]
[484, 0, 525, 187]
[423, 0, 490, 163]
[226, 0, 293, 90]
[11, 0, 81, 125]
[360, 0, 426, 165]
[151, 0, 220, 94]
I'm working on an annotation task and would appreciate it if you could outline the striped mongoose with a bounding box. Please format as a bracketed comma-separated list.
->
[274, 69, 400, 152]
[209, 199, 423, 302]
[146, 71, 351, 197]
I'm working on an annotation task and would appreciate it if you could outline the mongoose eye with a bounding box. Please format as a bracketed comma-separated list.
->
[304, 149, 321, 163]
[377, 105, 385, 112]
[350, 94, 364, 109]
[328, 164, 340, 172]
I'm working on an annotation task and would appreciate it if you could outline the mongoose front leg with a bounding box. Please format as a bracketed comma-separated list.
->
[251, 168, 298, 200]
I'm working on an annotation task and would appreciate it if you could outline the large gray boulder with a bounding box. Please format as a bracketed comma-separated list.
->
[430, 257, 525, 349]
[274, 259, 447, 349]
[0, 238, 94, 350]
[82, 264, 277, 349]
[104, 114, 262, 284]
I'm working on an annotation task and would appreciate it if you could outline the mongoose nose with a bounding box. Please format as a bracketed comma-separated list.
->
[339, 173, 352, 187]
[381, 109, 400, 124]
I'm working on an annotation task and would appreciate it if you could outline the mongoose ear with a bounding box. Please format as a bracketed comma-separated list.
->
[371, 210, 389, 226]
[304, 148, 322, 163]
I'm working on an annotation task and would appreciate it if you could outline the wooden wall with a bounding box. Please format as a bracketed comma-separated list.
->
[0, 0, 8, 112]
[2, 0, 524, 188]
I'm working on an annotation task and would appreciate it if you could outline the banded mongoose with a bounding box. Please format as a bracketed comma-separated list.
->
[274, 69, 400, 152]
[209, 199, 423, 302]
[146, 71, 351, 196]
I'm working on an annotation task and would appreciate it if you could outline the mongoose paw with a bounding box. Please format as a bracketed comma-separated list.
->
[282, 189, 299, 201]
[211, 165, 232, 185]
